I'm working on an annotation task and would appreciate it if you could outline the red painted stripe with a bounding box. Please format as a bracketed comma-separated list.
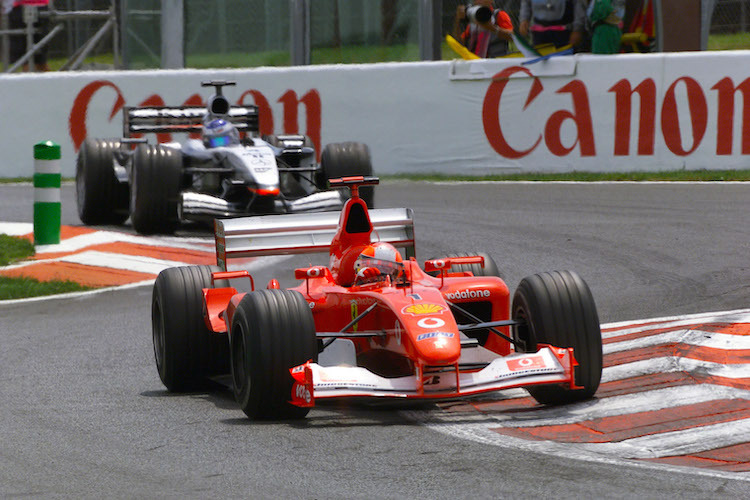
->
[490, 400, 750, 444]
[644, 443, 750, 472]
[36, 241, 214, 263]
[0, 262, 155, 287]
[605, 344, 750, 367]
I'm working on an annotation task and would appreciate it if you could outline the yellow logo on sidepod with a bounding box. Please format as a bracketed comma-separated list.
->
[401, 303, 447, 316]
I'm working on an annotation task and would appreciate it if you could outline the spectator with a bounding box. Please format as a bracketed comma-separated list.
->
[519, 0, 587, 50]
[452, 0, 514, 58]
[588, 0, 625, 54]
[8, 0, 50, 71]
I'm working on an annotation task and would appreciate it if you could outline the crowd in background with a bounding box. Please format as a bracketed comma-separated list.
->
[453, 0, 628, 58]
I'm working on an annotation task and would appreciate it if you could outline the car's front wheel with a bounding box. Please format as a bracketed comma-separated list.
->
[512, 270, 602, 405]
[152, 265, 230, 391]
[230, 289, 317, 420]
[130, 144, 182, 234]
[76, 138, 129, 225]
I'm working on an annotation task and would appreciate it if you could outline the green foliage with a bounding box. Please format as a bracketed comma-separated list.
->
[0, 234, 34, 266]
[707, 32, 750, 51]
[0, 234, 92, 299]
[0, 276, 91, 300]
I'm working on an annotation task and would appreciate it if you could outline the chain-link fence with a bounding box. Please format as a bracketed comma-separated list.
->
[4, 0, 750, 72]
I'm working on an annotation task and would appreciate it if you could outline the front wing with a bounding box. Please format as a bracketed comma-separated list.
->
[290, 346, 577, 407]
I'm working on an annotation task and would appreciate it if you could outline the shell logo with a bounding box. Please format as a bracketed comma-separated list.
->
[401, 303, 447, 316]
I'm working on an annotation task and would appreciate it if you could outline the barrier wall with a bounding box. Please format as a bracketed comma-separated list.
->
[1, 50, 750, 178]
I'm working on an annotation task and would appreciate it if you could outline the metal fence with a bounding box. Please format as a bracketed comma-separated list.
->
[3, 0, 750, 72]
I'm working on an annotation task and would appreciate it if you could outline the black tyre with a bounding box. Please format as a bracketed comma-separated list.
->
[152, 265, 230, 392]
[511, 270, 602, 405]
[230, 289, 318, 420]
[427, 251, 501, 278]
[130, 143, 183, 234]
[318, 142, 374, 207]
[76, 138, 129, 225]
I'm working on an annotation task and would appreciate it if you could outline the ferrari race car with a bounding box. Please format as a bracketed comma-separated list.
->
[76, 80, 374, 234]
[151, 177, 603, 420]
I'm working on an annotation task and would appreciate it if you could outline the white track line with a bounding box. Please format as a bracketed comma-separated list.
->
[602, 356, 750, 383]
[484, 384, 750, 427]
[604, 329, 750, 353]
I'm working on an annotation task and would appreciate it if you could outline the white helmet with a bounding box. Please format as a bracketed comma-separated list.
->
[203, 118, 240, 148]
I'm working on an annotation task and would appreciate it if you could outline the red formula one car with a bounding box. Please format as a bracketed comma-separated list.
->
[151, 177, 603, 420]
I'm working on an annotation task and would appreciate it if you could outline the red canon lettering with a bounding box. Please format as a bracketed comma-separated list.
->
[661, 77, 707, 156]
[278, 89, 322, 161]
[609, 78, 657, 156]
[482, 66, 543, 159]
[544, 80, 595, 157]
[69, 81, 323, 156]
[237, 90, 274, 137]
[711, 77, 750, 155]
[69, 80, 126, 151]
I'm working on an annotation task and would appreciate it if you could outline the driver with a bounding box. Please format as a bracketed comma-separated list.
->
[354, 242, 404, 284]
[203, 117, 240, 148]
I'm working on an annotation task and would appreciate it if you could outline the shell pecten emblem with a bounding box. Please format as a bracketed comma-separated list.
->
[401, 303, 447, 316]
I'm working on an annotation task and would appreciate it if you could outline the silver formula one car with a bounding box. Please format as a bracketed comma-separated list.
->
[76, 80, 374, 234]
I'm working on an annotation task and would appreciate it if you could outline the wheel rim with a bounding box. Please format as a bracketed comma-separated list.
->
[512, 303, 533, 353]
[152, 298, 165, 370]
[76, 163, 86, 210]
[231, 325, 248, 396]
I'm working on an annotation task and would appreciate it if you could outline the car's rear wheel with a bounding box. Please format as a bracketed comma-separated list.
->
[152, 265, 230, 392]
[130, 144, 182, 234]
[512, 270, 602, 405]
[230, 289, 317, 420]
[76, 138, 129, 225]
[426, 251, 501, 278]
[318, 142, 374, 208]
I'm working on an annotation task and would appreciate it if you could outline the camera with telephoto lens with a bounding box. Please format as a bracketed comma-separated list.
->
[465, 5, 492, 24]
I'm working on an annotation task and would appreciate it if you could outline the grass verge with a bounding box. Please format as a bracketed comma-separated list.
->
[0, 234, 92, 300]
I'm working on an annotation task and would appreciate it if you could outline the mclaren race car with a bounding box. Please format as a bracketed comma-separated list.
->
[76, 80, 374, 234]
[151, 177, 603, 420]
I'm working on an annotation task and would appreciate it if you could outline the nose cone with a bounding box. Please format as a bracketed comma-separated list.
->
[414, 329, 461, 365]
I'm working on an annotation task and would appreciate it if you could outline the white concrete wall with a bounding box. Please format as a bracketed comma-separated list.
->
[2, 50, 750, 177]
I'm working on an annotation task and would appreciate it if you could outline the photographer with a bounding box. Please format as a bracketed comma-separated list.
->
[452, 0, 513, 58]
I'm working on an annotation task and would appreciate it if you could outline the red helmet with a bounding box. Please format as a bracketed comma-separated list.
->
[354, 242, 404, 283]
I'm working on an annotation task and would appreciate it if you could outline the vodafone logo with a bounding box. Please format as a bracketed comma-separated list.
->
[507, 355, 546, 372]
[417, 317, 446, 329]
[445, 289, 491, 300]
[307, 267, 322, 278]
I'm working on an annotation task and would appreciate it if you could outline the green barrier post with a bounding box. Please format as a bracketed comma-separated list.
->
[33, 141, 61, 245]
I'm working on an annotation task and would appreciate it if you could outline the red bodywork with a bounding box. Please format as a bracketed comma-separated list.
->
[203, 177, 578, 408]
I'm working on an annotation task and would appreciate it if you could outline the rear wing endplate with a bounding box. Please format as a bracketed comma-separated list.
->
[123, 105, 259, 137]
[214, 209, 415, 271]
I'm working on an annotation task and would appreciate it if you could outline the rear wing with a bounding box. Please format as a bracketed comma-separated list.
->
[123, 105, 259, 137]
[214, 209, 415, 271]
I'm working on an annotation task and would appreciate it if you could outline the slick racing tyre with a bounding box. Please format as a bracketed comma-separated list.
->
[152, 265, 230, 392]
[318, 142, 374, 208]
[76, 138, 129, 225]
[426, 251, 501, 278]
[511, 270, 602, 405]
[230, 289, 317, 420]
[130, 143, 183, 234]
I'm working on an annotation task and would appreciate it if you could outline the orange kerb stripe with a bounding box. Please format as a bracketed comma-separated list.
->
[0, 262, 154, 287]
[644, 443, 750, 471]
[605, 345, 750, 367]
[603, 323, 750, 345]
[490, 400, 750, 444]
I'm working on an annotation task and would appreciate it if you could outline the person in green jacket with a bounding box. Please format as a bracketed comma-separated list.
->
[588, 0, 625, 54]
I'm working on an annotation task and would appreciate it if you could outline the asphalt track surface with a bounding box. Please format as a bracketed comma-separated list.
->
[2, 181, 750, 498]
